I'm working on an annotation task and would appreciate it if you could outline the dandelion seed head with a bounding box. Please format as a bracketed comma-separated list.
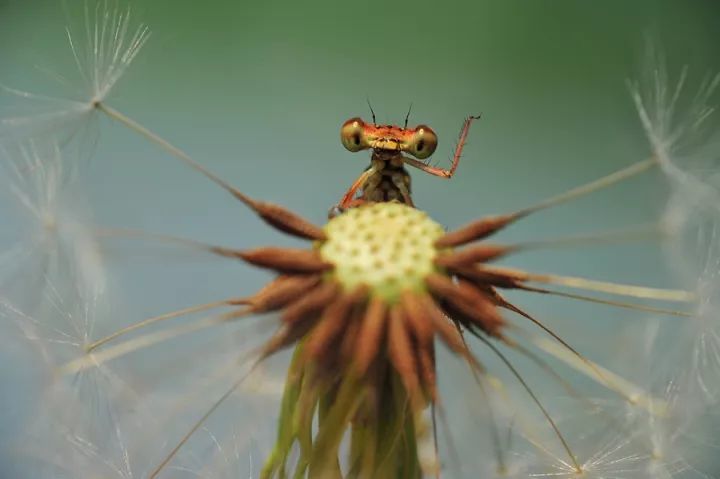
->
[628, 41, 720, 417]
[0, 0, 148, 141]
[589, 318, 720, 478]
[0, 272, 152, 479]
[66, 0, 150, 103]
[0, 87, 94, 141]
[662, 185, 720, 404]
[4, 23, 714, 476]
[630, 42, 720, 168]
[630, 42, 720, 215]
[319, 202, 444, 302]
[520, 402, 661, 479]
[0, 140, 106, 309]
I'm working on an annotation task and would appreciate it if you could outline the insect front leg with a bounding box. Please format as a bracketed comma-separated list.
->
[403, 115, 480, 179]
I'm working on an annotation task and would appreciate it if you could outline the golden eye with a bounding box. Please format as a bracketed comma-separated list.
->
[340, 117, 367, 152]
[408, 125, 438, 159]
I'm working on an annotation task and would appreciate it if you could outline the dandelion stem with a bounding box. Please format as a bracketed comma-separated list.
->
[514, 157, 657, 217]
[430, 404, 440, 479]
[526, 272, 695, 302]
[433, 399, 463, 478]
[518, 285, 693, 317]
[480, 265, 696, 302]
[95, 227, 228, 252]
[309, 375, 364, 476]
[60, 309, 250, 375]
[436, 159, 658, 248]
[509, 222, 666, 251]
[438, 223, 664, 268]
[500, 301, 641, 404]
[96, 103, 326, 240]
[455, 328, 507, 473]
[149, 364, 259, 479]
[533, 337, 668, 415]
[501, 338, 585, 399]
[85, 298, 243, 352]
[96, 102, 254, 202]
[500, 301, 596, 379]
[473, 332, 582, 473]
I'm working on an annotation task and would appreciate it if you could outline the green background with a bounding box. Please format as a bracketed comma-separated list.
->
[1, 0, 719, 477]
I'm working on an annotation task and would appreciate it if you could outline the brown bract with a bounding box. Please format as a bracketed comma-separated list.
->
[227, 201, 530, 396]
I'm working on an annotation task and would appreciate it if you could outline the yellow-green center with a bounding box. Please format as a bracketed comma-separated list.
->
[318, 202, 445, 303]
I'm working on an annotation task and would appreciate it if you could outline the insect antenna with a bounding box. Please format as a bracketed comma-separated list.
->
[366, 97, 377, 125]
[403, 102, 413, 129]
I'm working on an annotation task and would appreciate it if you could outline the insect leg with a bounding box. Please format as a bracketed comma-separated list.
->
[334, 167, 378, 214]
[402, 115, 480, 178]
[390, 171, 414, 207]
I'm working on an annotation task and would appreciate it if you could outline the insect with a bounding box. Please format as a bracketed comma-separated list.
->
[332, 109, 480, 216]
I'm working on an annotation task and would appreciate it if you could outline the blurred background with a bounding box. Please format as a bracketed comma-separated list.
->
[1, 0, 719, 477]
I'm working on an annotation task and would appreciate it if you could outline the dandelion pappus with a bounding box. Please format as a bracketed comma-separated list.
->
[332, 110, 480, 217]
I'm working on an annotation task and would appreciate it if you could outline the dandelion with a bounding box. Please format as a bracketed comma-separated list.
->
[629, 44, 720, 204]
[657, 207, 720, 408]
[0, 140, 105, 312]
[0, 265, 145, 478]
[617, 41, 720, 477]
[4, 5, 715, 478]
[0, 0, 148, 142]
[523, 370, 720, 479]
[30, 38, 695, 472]
[0, 219, 273, 478]
[51, 99, 697, 476]
[0, 140, 130, 474]
[629, 43, 720, 418]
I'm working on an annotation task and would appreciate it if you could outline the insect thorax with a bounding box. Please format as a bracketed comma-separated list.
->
[362, 151, 412, 203]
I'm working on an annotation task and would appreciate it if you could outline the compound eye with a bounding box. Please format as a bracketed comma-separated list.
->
[340, 117, 367, 152]
[408, 125, 438, 159]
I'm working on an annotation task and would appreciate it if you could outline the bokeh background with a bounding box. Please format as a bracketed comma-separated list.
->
[1, 0, 719, 477]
